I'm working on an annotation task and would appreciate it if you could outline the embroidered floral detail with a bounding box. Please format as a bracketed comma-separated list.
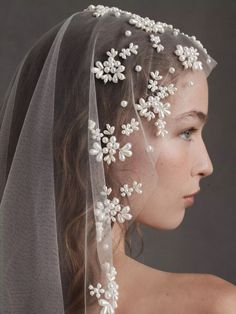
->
[86, 4, 126, 18]
[91, 43, 139, 84]
[96, 222, 104, 242]
[119, 42, 139, 59]
[147, 70, 163, 92]
[88, 283, 105, 298]
[101, 185, 112, 196]
[88, 262, 119, 314]
[94, 185, 133, 242]
[120, 181, 143, 197]
[154, 119, 168, 137]
[121, 118, 139, 136]
[133, 181, 143, 194]
[86, 5, 212, 64]
[91, 48, 126, 84]
[150, 34, 164, 53]
[135, 76, 177, 136]
[88, 120, 132, 165]
[118, 143, 132, 161]
[128, 15, 166, 34]
[174, 45, 203, 70]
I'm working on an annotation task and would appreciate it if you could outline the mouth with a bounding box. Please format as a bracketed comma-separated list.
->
[184, 189, 200, 198]
[183, 190, 200, 207]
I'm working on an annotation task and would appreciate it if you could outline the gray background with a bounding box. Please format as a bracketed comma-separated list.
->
[0, 0, 235, 285]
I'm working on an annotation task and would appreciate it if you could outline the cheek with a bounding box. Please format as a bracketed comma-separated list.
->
[155, 142, 190, 189]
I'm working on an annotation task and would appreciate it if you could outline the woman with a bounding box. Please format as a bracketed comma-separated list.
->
[0, 4, 235, 314]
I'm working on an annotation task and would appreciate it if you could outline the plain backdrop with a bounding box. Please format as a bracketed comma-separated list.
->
[0, 0, 235, 285]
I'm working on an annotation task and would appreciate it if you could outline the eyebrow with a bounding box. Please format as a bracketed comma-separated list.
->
[174, 110, 208, 124]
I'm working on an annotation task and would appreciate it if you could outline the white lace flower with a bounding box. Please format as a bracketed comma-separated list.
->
[147, 70, 163, 92]
[103, 262, 117, 282]
[148, 79, 158, 92]
[156, 102, 171, 119]
[89, 142, 104, 162]
[88, 283, 105, 298]
[91, 61, 105, 79]
[88, 5, 110, 17]
[129, 15, 165, 34]
[135, 98, 150, 116]
[103, 123, 115, 135]
[150, 70, 163, 81]
[116, 206, 132, 223]
[99, 299, 115, 314]
[105, 281, 119, 302]
[120, 184, 134, 197]
[167, 83, 178, 95]
[88, 261, 119, 314]
[132, 181, 143, 194]
[95, 201, 108, 222]
[106, 48, 118, 59]
[155, 119, 168, 137]
[89, 121, 133, 165]
[91, 48, 126, 84]
[118, 142, 132, 161]
[88, 119, 104, 141]
[96, 222, 104, 242]
[150, 34, 164, 52]
[119, 42, 139, 59]
[174, 45, 203, 70]
[156, 86, 169, 99]
[135, 98, 155, 121]
[121, 118, 139, 136]
[101, 185, 112, 197]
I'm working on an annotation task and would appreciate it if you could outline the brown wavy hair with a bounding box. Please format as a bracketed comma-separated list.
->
[9, 10, 209, 313]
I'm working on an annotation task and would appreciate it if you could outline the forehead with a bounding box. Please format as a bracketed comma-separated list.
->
[167, 70, 209, 122]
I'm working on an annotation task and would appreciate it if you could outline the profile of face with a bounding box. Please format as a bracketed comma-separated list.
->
[122, 70, 214, 230]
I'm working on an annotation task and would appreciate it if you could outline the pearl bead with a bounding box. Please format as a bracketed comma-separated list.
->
[121, 100, 128, 107]
[169, 67, 175, 74]
[125, 30, 132, 37]
[115, 12, 121, 17]
[207, 58, 211, 64]
[135, 65, 142, 72]
[103, 244, 109, 250]
[173, 30, 179, 36]
[146, 145, 154, 153]
[187, 80, 194, 87]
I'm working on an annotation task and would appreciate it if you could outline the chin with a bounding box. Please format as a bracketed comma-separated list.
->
[156, 209, 186, 230]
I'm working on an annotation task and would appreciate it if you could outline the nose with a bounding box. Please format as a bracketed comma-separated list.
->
[192, 140, 213, 178]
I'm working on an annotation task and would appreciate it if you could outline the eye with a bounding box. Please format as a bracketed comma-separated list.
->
[179, 127, 198, 141]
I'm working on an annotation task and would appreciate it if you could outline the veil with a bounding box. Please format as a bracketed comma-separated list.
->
[0, 5, 217, 314]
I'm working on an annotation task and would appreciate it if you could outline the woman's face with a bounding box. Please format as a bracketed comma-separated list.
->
[133, 70, 213, 229]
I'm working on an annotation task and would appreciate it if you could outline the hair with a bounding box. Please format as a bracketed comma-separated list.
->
[7, 10, 209, 314]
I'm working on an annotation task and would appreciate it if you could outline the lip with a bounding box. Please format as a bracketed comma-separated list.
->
[184, 196, 194, 207]
[183, 190, 200, 207]
[184, 189, 200, 198]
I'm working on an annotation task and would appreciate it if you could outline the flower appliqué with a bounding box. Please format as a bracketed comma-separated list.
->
[121, 118, 139, 136]
[150, 34, 164, 53]
[134, 70, 177, 136]
[88, 120, 132, 165]
[120, 181, 143, 197]
[174, 45, 203, 70]
[88, 262, 119, 314]
[91, 43, 139, 84]
[94, 185, 133, 242]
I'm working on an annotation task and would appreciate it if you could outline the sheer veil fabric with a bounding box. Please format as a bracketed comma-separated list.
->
[0, 5, 217, 314]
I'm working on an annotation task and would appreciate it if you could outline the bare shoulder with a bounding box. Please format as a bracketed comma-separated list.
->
[204, 274, 236, 314]
[152, 271, 236, 314]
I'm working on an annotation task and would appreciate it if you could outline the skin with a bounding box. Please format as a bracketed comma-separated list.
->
[111, 70, 236, 313]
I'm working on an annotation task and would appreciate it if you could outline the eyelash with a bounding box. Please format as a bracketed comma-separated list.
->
[179, 127, 198, 141]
